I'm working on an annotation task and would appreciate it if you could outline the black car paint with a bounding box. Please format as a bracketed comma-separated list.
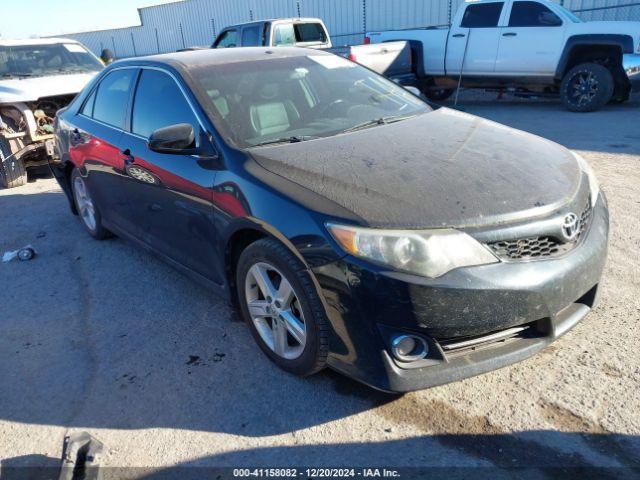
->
[51, 48, 609, 392]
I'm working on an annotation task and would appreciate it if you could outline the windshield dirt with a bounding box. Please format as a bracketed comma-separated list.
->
[0, 43, 103, 79]
[192, 54, 430, 148]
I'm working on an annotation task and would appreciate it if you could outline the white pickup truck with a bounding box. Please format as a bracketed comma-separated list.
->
[367, 0, 640, 111]
[212, 18, 417, 88]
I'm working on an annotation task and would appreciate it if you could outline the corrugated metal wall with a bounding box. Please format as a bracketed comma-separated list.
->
[50, 0, 640, 58]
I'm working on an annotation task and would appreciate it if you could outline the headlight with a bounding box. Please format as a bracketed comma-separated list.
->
[327, 224, 499, 278]
[573, 152, 599, 207]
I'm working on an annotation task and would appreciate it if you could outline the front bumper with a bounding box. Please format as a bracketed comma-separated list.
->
[623, 54, 640, 92]
[312, 195, 609, 392]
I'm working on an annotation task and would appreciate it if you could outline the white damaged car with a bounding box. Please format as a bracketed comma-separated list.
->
[0, 38, 103, 188]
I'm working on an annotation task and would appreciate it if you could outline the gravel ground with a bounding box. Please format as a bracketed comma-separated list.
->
[0, 92, 639, 478]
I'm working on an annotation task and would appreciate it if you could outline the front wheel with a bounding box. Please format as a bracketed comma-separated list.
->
[236, 238, 329, 376]
[560, 63, 614, 112]
[0, 137, 27, 189]
[71, 168, 111, 239]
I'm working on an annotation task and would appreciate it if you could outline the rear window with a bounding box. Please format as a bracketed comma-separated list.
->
[294, 23, 327, 43]
[92, 69, 135, 129]
[461, 2, 504, 28]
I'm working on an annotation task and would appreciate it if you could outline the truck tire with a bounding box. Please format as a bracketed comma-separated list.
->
[0, 136, 27, 189]
[560, 63, 614, 112]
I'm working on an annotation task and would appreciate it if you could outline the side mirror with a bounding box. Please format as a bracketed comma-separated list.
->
[148, 123, 195, 154]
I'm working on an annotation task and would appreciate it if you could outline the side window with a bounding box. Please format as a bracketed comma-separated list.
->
[241, 25, 262, 46]
[509, 1, 562, 27]
[81, 89, 97, 117]
[92, 69, 135, 129]
[215, 30, 238, 48]
[131, 69, 198, 141]
[273, 24, 296, 46]
[461, 2, 504, 28]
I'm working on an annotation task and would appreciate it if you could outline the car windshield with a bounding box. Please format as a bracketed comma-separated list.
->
[191, 54, 430, 148]
[0, 43, 104, 79]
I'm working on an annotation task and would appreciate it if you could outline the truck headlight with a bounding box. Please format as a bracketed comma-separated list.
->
[327, 224, 499, 278]
[573, 152, 599, 207]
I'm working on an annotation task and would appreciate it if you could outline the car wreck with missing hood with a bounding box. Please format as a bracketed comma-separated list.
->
[0, 38, 103, 188]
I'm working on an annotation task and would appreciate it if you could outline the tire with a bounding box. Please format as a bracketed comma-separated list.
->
[236, 238, 329, 376]
[423, 87, 455, 102]
[560, 63, 614, 112]
[0, 136, 27, 189]
[70, 168, 110, 240]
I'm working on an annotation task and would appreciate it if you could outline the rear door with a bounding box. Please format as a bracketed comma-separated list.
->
[446, 2, 505, 75]
[119, 67, 220, 281]
[69, 67, 137, 232]
[495, 1, 567, 75]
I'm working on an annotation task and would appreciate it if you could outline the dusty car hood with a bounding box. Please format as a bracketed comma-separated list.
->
[0, 72, 99, 104]
[250, 108, 582, 229]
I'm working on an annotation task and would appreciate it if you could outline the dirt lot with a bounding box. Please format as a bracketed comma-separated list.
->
[1, 93, 639, 477]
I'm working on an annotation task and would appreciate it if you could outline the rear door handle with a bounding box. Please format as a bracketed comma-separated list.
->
[502, 32, 517, 37]
[452, 33, 466, 38]
[121, 149, 135, 165]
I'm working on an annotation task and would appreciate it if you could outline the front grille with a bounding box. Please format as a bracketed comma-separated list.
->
[487, 202, 592, 261]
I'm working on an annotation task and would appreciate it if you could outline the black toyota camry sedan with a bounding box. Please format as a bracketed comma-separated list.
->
[51, 47, 608, 392]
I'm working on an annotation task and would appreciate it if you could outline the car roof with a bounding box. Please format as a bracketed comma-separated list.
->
[222, 17, 324, 29]
[0, 37, 82, 47]
[115, 46, 331, 71]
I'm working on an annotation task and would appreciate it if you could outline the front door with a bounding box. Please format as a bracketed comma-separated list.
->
[120, 68, 220, 282]
[495, 1, 567, 75]
[446, 1, 505, 75]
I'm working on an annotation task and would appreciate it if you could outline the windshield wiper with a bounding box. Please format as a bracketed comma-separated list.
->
[251, 135, 318, 147]
[341, 114, 417, 134]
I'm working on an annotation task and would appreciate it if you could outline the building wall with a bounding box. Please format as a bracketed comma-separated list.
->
[50, 0, 640, 58]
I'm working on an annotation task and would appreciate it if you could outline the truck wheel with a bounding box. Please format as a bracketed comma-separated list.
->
[423, 87, 455, 102]
[0, 137, 27, 189]
[560, 63, 614, 112]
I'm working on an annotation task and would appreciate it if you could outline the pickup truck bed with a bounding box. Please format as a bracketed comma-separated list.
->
[329, 41, 416, 86]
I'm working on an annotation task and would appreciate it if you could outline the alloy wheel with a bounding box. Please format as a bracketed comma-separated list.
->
[244, 262, 307, 360]
[73, 176, 97, 231]
[569, 71, 598, 107]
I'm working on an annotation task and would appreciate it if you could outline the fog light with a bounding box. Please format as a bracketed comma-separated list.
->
[391, 334, 428, 362]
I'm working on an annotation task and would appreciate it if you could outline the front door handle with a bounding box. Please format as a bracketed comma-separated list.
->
[452, 33, 466, 38]
[121, 149, 135, 165]
[502, 32, 517, 37]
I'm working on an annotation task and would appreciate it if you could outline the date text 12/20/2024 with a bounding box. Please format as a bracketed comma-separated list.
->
[233, 468, 401, 478]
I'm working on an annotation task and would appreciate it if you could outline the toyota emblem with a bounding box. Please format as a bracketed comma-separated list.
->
[562, 213, 581, 241]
